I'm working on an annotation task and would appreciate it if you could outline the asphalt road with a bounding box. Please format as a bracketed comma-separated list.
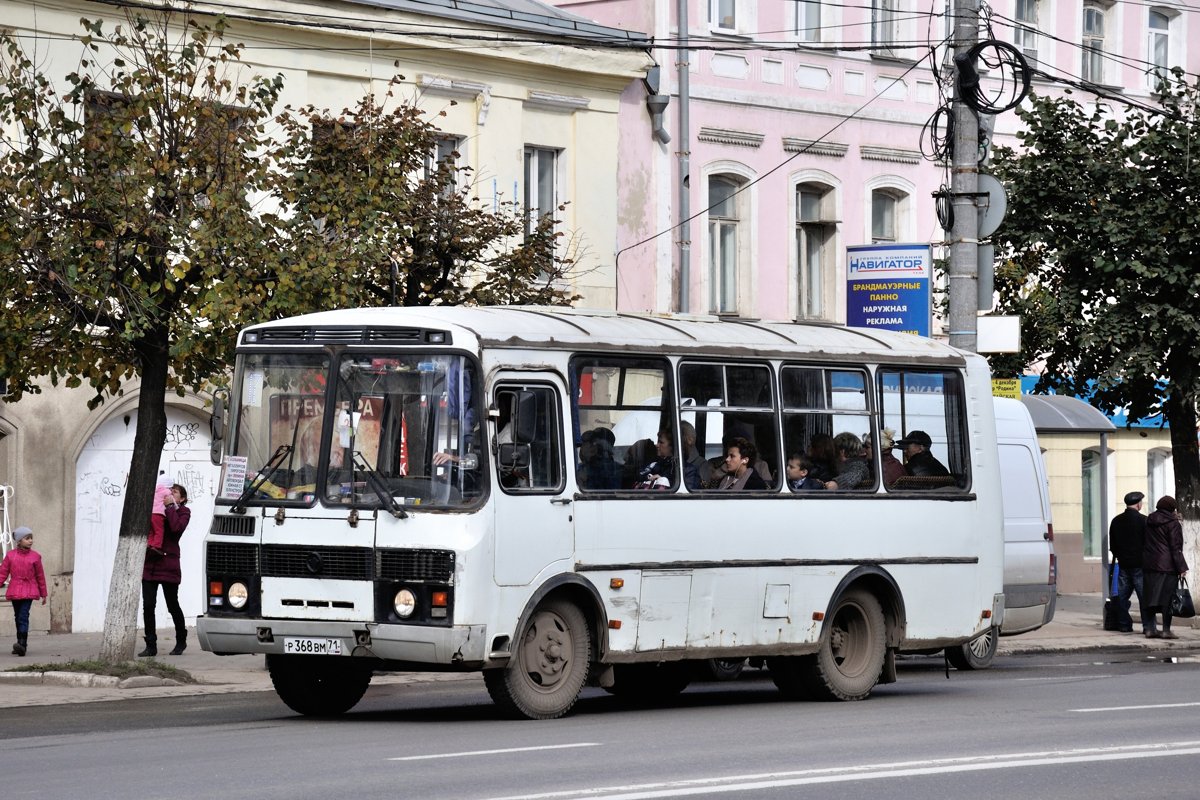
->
[5, 650, 1199, 799]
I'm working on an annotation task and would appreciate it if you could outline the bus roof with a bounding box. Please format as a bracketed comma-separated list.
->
[241, 306, 968, 365]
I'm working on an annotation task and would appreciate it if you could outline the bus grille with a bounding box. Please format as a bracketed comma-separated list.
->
[261, 545, 373, 580]
[209, 515, 256, 536]
[207, 542, 260, 574]
[377, 549, 455, 583]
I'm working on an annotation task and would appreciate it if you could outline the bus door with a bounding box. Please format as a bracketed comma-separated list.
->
[491, 376, 572, 587]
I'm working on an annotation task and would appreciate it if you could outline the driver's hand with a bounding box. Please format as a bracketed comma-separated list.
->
[432, 452, 456, 466]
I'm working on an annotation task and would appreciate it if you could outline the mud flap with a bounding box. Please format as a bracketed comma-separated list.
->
[879, 648, 897, 684]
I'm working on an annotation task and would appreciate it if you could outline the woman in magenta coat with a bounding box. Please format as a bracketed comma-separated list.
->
[1, 526, 48, 656]
[139, 484, 191, 657]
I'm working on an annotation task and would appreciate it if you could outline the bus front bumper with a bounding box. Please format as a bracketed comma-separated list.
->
[196, 616, 488, 666]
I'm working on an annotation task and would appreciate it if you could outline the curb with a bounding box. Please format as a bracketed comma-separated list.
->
[0, 671, 185, 689]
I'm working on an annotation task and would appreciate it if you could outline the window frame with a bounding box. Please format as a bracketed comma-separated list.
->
[707, 174, 745, 315]
[493, 381, 566, 496]
[780, 365, 875, 492]
[523, 145, 559, 237]
[1082, 2, 1106, 84]
[876, 367, 970, 492]
[795, 182, 837, 321]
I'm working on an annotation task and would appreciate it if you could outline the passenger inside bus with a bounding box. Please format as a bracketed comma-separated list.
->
[679, 421, 708, 490]
[895, 430, 950, 478]
[786, 454, 826, 491]
[807, 433, 837, 483]
[577, 427, 620, 490]
[824, 432, 872, 490]
[716, 438, 767, 491]
[622, 438, 657, 489]
[633, 429, 677, 490]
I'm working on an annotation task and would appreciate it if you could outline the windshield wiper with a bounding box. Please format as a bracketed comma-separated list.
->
[352, 450, 408, 519]
[231, 444, 293, 514]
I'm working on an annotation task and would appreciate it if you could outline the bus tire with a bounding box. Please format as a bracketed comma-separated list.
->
[802, 588, 887, 701]
[484, 598, 591, 720]
[945, 628, 998, 670]
[604, 662, 692, 701]
[266, 654, 372, 716]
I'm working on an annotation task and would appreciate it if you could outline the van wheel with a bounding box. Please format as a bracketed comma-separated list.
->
[703, 658, 747, 681]
[484, 599, 591, 720]
[801, 588, 887, 701]
[604, 662, 692, 701]
[267, 654, 372, 716]
[945, 628, 998, 670]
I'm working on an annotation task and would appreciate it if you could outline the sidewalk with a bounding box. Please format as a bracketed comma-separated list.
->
[0, 594, 1195, 707]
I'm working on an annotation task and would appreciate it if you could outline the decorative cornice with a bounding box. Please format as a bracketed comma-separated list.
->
[860, 145, 922, 164]
[782, 137, 849, 158]
[418, 74, 489, 100]
[697, 127, 764, 148]
[524, 91, 591, 112]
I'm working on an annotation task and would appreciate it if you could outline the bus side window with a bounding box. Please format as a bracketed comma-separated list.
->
[681, 361, 779, 489]
[781, 366, 874, 491]
[877, 369, 969, 491]
[494, 385, 563, 493]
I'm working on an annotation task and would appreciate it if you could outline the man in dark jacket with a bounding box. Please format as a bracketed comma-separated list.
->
[895, 430, 950, 477]
[1109, 491, 1155, 635]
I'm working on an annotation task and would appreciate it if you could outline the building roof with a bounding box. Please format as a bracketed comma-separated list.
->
[344, 0, 649, 44]
[1019, 394, 1116, 434]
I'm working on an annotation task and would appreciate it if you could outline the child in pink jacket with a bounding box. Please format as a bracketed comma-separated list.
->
[147, 474, 174, 554]
[1, 526, 48, 656]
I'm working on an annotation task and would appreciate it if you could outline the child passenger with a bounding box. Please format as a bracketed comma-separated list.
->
[786, 454, 826, 491]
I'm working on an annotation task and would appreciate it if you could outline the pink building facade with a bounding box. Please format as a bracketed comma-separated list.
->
[556, 0, 1198, 324]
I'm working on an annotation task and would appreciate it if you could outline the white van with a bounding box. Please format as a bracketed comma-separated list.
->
[946, 397, 1057, 668]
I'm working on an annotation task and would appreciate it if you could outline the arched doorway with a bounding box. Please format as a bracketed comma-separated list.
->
[72, 406, 218, 632]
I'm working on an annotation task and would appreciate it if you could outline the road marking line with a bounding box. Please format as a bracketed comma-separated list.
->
[389, 743, 601, 761]
[1073, 701, 1200, 713]
[475, 742, 1200, 800]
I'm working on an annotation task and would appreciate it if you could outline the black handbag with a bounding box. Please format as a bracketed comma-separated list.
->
[1170, 577, 1196, 619]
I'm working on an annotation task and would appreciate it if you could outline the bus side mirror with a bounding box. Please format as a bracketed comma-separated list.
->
[210, 391, 227, 466]
[511, 390, 538, 445]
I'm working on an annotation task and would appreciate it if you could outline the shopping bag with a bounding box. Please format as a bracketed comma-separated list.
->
[1109, 562, 1120, 597]
[1170, 577, 1196, 619]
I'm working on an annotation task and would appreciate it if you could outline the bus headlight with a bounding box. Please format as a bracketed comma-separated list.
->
[228, 582, 249, 610]
[393, 588, 417, 618]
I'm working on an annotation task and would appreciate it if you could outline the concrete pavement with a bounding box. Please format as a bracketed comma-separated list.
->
[0, 593, 1195, 707]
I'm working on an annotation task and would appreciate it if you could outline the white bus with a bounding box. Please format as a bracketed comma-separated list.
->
[197, 307, 1004, 719]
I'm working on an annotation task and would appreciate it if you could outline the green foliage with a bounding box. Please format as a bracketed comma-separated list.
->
[267, 80, 577, 313]
[989, 72, 1200, 509]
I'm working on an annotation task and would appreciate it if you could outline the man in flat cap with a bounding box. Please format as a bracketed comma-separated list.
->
[1109, 491, 1155, 635]
[894, 430, 950, 478]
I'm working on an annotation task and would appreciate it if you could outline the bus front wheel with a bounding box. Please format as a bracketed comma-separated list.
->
[485, 598, 592, 720]
[266, 654, 372, 716]
[801, 588, 887, 701]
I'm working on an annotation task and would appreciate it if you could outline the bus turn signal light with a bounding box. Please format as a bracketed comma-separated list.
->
[209, 581, 223, 596]
[610, 578, 625, 590]
[608, 620, 622, 630]
[812, 611, 825, 621]
[431, 591, 448, 607]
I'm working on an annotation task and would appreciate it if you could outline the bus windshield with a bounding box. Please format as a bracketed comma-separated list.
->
[229, 351, 483, 509]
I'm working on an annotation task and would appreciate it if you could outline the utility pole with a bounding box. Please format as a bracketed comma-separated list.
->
[948, 0, 981, 352]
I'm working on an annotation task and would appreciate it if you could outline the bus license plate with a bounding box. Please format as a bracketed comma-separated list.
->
[283, 637, 344, 656]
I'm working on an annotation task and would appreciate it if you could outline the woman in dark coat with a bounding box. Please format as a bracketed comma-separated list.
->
[139, 484, 191, 656]
[1142, 495, 1189, 640]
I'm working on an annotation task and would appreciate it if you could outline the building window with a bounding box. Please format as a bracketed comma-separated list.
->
[797, 183, 835, 320]
[795, 0, 822, 43]
[871, 189, 900, 242]
[523, 146, 558, 236]
[1147, 10, 1170, 88]
[709, 0, 736, 32]
[1082, 3, 1106, 84]
[708, 176, 743, 314]
[872, 0, 898, 56]
[1013, 0, 1039, 66]
[1081, 449, 1102, 558]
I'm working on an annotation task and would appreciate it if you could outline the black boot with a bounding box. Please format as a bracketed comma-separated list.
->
[169, 630, 187, 656]
[137, 636, 158, 658]
[14, 634, 27, 657]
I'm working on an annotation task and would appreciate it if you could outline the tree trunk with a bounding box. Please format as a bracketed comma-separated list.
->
[1166, 389, 1200, 629]
[98, 338, 170, 663]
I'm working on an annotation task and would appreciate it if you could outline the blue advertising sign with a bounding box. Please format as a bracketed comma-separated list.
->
[845, 243, 932, 337]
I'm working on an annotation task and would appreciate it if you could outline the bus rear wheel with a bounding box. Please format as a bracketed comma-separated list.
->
[485, 599, 591, 720]
[945, 628, 998, 670]
[266, 654, 372, 716]
[801, 588, 887, 701]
